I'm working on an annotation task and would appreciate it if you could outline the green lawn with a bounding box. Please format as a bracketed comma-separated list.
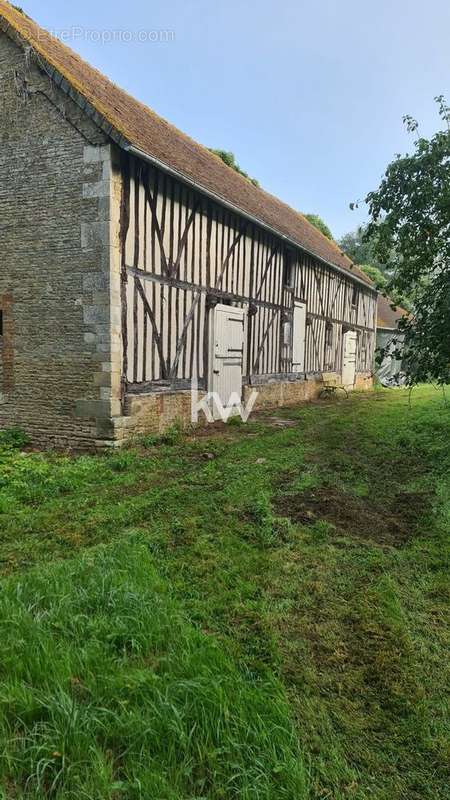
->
[0, 385, 449, 799]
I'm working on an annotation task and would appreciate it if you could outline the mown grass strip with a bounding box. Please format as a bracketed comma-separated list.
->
[0, 385, 449, 798]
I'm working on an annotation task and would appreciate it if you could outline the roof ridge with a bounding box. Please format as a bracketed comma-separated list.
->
[0, 0, 373, 287]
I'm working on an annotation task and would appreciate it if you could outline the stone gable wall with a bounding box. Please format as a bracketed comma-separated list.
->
[0, 32, 122, 449]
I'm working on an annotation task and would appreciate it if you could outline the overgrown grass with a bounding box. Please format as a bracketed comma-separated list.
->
[0, 385, 449, 798]
[0, 540, 306, 799]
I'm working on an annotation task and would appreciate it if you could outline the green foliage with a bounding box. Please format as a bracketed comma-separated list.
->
[359, 265, 412, 312]
[0, 427, 30, 450]
[138, 422, 184, 449]
[339, 224, 386, 270]
[0, 387, 449, 798]
[303, 213, 333, 240]
[359, 263, 387, 288]
[209, 149, 260, 186]
[365, 96, 450, 385]
[225, 413, 244, 426]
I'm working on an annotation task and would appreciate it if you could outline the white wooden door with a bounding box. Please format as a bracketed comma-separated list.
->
[292, 301, 306, 373]
[210, 304, 246, 419]
[342, 330, 357, 387]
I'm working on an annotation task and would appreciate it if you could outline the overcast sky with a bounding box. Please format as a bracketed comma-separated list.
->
[22, 0, 450, 239]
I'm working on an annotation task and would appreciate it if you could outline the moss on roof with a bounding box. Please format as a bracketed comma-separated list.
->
[0, 0, 373, 285]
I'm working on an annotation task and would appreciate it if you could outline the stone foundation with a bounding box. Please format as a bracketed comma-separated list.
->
[113, 390, 206, 443]
[243, 375, 323, 409]
[354, 373, 373, 392]
[108, 373, 373, 446]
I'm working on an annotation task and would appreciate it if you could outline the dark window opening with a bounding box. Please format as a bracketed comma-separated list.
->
[351, 285, 359, 307]
[283, 250, 295, 288]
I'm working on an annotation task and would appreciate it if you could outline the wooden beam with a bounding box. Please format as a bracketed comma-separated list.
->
[135, 277, 168, 379]
[119, 153, 131, 396]
[143, 172, 170, 276]
[215, 226, 246, 290]
[254, 245, 279, 301]
[171, 198, 201, 277]
[169, 290, 202, 381]
[252, 308, 279, 373]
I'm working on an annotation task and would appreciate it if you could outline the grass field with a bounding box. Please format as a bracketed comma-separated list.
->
[0, 385, 449, 799]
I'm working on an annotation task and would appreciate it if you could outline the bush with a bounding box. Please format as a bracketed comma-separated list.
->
[0, 427, 30, 450]
[139, 422, 184, 449]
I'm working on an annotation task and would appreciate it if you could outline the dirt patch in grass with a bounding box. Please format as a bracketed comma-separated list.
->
[186, 421, 261, 442]
[274, 485, 431, 546]
[259, 416, 298, 428]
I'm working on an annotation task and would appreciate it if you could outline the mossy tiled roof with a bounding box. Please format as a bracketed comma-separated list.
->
[0, 0, 373, 285]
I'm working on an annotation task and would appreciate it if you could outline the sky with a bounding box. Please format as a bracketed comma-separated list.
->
[19, 0, 450, 240]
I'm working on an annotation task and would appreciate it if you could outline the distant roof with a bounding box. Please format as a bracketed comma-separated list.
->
[377, 294, 409, 329]
[0, 1, 373, 287]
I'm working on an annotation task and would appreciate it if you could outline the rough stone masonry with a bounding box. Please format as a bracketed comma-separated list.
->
[0, 31, 123, 449]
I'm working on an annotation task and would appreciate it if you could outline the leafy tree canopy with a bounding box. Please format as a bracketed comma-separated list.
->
[303, 213, 333, 240]
[364, 96, 450, 385]
[209, 149, 260, 187]
[360, 266, 412, 314]
[359, 264, 387, 289]
[339, 225, 386, 271]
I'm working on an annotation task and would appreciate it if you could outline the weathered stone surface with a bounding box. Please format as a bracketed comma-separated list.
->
[0, 32, 122, 449]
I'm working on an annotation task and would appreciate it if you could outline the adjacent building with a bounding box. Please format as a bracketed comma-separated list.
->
[376, 294, 408, 385]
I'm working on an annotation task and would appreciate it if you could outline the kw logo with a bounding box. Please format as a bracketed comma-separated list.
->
[191, 379, 258, 424]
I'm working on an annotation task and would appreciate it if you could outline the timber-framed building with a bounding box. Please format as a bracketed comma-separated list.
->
[0, 2, 377, 448]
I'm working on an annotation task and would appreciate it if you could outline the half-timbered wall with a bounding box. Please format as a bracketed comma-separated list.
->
[120, 155, 376, 392]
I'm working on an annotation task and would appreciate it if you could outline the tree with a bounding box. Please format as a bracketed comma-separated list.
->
[358, 265, 412, 311]
[364, 96, 450, 385]
[303, 214, 333, 240]
[359, 264, 387, 288]
[209, 149, 260, 187]
[339, 225, 386, 270]
[340, 228, 411, 309]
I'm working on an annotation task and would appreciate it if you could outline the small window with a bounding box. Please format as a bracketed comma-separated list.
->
[283, 250, 295, 289]
[324, 322, 334, 369]
[351, 285, 359, 307]
[282, 320, 292, 346]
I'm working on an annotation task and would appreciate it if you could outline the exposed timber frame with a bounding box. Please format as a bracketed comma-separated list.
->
[126, 144, 377, 296]
[119, 154, 377, 394]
